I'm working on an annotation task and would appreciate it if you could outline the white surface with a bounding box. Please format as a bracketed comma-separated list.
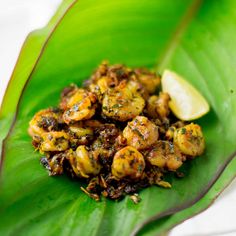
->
[0, 0, 61, 105]
[0, 1, 235, 235]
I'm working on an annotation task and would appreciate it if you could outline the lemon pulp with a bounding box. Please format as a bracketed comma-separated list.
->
[162, 70, 209, 121]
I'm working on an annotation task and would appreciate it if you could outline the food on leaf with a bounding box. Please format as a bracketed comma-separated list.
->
[102, 80, 145, 121]
[29, 62, 208, 202]
[146, 140, 185, 171]
[111, 146, 145, 179]
[60, 87, 97, 124]
[123, 116, 159, 150]
[174, 123, 205, 157]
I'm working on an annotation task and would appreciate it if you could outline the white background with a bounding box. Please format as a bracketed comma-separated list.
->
[0, 1, 235, 235]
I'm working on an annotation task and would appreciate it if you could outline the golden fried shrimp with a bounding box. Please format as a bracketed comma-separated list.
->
[147, 93, 170, 119]
[73, 145, 101, 178]
[88, 62, 132, 102]
[97, 77, 111, 93]
[91, 76, 112, 92]
[69, 123, 93, 138]
[62, 88, 97, 124]
[111, 146, 145, 179]
[146, 141, 184, 171]
[89, 77, 112, 102]
[102, 80, 145, 121]
[135, 68, 161, 94]
[123, 116, 158, 150]
[68, 123, 94, 145]
[28, 108, 61, 137]
[173, 123, 205, 157]
[40, 131, 69, 152]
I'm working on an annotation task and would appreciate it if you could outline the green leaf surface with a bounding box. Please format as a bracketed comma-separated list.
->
[0, 0, 236, 235]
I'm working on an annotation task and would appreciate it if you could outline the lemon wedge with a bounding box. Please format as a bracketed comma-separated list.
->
[161, 70, 209, 121]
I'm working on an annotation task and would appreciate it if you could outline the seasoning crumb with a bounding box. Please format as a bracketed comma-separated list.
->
[130, 194, 141, 204]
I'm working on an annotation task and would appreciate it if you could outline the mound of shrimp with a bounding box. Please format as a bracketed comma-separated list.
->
[29, 61, 206, 203]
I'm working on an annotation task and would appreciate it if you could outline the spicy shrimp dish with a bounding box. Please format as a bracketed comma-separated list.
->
[28, 62, 206, 203]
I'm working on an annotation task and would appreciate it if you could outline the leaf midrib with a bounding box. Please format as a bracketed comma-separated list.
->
[157, 0, 202, 72]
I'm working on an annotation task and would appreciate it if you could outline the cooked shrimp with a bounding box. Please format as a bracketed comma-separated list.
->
[89, 77, 114, 102]
[28, 108, 61, 137]
[73, 145, 102, 178]
[135, 68, 161, 94]
[69, 123, 93, 138]
[62, 88, 97, 124]
[111, 146, 145, 179]
[146, 141, 184, 171]
[173, 123, 205, 157]
[40, 131, 69, 152]
[123, 116, 159, 150]
[102, 80, 145, 121]
[88, 62, 132, 102]
[147, 93, 170, 119]
[98, 77, 111, 92]
[68, 122, 94, 146]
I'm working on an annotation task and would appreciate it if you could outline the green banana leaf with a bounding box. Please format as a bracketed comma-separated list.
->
[0, 0, 236, 235]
